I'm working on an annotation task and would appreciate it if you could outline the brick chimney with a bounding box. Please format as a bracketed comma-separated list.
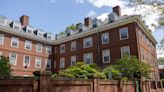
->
[84, 17, 92, 28]
[20, 15, 29, 26]
[113, 6, 121, 16]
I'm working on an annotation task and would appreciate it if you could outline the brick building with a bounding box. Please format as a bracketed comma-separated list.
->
[0, 6, 159, 79]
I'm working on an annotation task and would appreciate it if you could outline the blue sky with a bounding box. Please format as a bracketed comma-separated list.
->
[0, 0, 112, 34]
[0, 0, 163, 44]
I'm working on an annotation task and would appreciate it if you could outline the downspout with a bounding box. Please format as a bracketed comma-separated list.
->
[96, 30, 101, 67]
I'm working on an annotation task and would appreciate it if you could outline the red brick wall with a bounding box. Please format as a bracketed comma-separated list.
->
[0, 31, 53, 76]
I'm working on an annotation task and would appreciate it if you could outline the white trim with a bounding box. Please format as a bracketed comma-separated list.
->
[9, 53, 17, 65]
[35, 58, 41, 68]
[60, 57, 65, 69]
[0, 34, 4, 45]
[83, 37, 93, 48]
[102, 49, 110, 63]
[60, 44, 65, 54]
[83, 52, 93, 64]
[11, 37, 19, 48]
[23, 55, 30, 67]
[45, 59, 51, 69]
[36, 43, 43, 53]
[71, 41, 76, 51]
[46, 46, 52, 54]
[119, 27, 129, 40]
[71, 55, 76, 66]
[121, 46, 130, 58]
[101, 32, 109, 44]
[25, 40, 32, 50]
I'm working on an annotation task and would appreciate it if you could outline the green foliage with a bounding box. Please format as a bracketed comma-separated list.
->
[0, 56, 11, 78]
[103, 65, 121, 80]
[115, 55, 152, 80]
[68, 24, 77, 31]
[56, 62, 106, 79]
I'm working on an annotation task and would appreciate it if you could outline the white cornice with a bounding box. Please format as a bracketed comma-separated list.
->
[0, 25, 54, 45]
[54, 15, 157, 45]
[0, 15, 157, 46]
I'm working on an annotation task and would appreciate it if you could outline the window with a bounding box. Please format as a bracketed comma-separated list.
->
[9, 53, 17, 65]
[54, 61, 56, 68]
[119, 27, 129, 40]
[0, 52, 2, 56]
[60, 44, 65, 53]
[83, 37, 93, 48]
[71, 56, 76, 66]
[121, 46, 130, 57]
[23, 56, 30, 66]
[71, 41, 76, 51]
[0, 34, 4, 45]
[35, 58, 41, 68]
[36, 43, 43, 52]
[11, 37, 19, 48]
[102, 49, 110, 63]
[83, 53, 93, 64]
[25, 40, 32, 50]
[102, 33, 109, 44]
[45, 59, 51, 69]
[46, 46, 52, 54]
[60, 57, 65, 69]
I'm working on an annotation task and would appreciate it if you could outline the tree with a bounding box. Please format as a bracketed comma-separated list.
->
[126, 0, 164, 27]
[115, 56, 152, 80]
[52, 62, 106, 79]
[0, 56, 12, 78]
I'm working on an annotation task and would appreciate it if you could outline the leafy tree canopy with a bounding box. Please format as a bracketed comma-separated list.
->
[0, 56, 12, 78]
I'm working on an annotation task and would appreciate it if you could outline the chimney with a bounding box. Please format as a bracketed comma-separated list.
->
[20, 15, 29, 26]
[113, 6, 121, 16]
[84, 17, 92, 28]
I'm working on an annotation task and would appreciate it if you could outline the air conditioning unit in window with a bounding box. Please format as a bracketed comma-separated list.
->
[0, 15, 6, 26]
[108, 13, 119, 23]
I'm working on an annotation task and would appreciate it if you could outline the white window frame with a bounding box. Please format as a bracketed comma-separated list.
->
[83, 37, 93, 48]
[0, 34, 4, 45]
[46, 46, 52, 54]
[102, 49, 110, 63]
[45, 59, 51, 69]
[35, 58, 41, 68]
[60, 57, 65, 69]
[119, 27, 129, 40]
[9, 53, 17, 65]
[23, 55, 30, 67]
[60, 44, 65, 54]
[83, 52, 93, 64]
[121, 46, 130, 57]
[101, 32, 109, 44]
[36, 43, 43, 53]
[11, 37, 19, 48]
[71, 41, 76, 51]
[71, 55, 76, 66]
[25, 40, 32, 50]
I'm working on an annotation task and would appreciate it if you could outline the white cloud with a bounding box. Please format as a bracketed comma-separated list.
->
[97, 13, 109, 21]
[86, 10, 96, 18]
[80, 0, 163, 31]
[76, 0, 84, 4]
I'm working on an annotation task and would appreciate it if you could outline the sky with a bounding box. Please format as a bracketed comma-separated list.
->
[0, 0, 163, 43]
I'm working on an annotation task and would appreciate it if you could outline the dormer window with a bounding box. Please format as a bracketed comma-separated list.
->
[34, 29, 44, 37]
[12, 22, 21, 30]
[26, 26, 33, 34]
[0, 16, 6, 26]
[93, 18, 97, 28]
[76, 23, 83, 32]
[44, 33, 52, 39]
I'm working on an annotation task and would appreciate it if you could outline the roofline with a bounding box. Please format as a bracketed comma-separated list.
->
[0, 15, 157, 45]
[0, 25, 54, 45]
[54, 15, 157, 45]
